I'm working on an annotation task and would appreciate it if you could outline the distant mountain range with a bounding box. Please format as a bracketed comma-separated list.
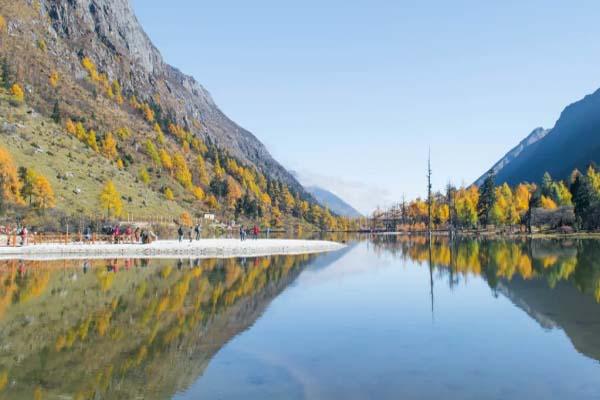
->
[305, 186, 362, 218]
[480, 88, 600, 185]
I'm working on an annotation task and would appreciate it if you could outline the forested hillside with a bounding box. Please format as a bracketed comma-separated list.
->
[0, 1, 356, 231]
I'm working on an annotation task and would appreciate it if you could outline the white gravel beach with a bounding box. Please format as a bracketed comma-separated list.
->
[0, 239, 345, 260]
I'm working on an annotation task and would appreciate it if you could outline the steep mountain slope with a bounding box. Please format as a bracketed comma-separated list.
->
[487, 88, 600, 186]
[0, 0, 359, 230]
[475, 127, 549, 186]
[306, 185, 362, 217]
[40, 0, 299, 189]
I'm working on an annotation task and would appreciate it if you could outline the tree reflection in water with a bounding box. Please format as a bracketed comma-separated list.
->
[0, 254, 315, 399]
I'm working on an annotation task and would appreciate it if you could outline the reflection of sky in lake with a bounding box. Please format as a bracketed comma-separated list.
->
[179, 241, 600, 400]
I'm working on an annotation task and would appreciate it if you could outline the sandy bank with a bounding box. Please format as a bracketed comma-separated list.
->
[0, 239, 345, 260]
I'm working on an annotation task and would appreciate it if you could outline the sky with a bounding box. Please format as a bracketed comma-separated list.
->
[132, 0, 600, 214]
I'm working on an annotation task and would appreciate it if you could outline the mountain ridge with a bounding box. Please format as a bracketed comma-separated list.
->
[481, 87, 600, 186]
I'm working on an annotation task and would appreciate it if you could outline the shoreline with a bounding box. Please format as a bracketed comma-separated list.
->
[0, 239, 345, 261]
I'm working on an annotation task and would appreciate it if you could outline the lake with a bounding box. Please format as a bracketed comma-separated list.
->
[1, 236, 600, 399]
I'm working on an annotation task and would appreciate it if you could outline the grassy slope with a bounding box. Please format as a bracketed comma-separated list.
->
[0, 94, 185, 219]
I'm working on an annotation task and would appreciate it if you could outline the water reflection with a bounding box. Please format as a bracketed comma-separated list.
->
[371, 234, 600, 363]
[0, 255, 316, 399]
[370, 235, 599, 298]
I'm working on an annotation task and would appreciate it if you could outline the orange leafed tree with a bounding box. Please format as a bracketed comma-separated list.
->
[10, 84, 24, 102]
[49, 71, 59, 88]
[0, 147, 23, 205]
[180, 212, 193, 227]
[32, 175, 55, 210]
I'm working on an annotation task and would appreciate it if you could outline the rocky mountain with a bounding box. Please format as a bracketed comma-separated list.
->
[0, 0, 359, 230]
[39, 0, 300, 190]
[482, 87, 600, 186]
[306, 185, 362, 217]
[475, 127, 549, 186]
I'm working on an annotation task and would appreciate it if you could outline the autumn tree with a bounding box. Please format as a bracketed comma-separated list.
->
[99, 180, 122, 218]
[0, 15, 6, 35]
[173, 153, 192, 188]
[226, 176, 243, 209]
[192, 186, 205, 201]
[32, 175, 55, 211]
[139, 168, 150, 185]
[49, 71, 59, 88]
[164, 187, 174, 200]
[180, 212, 193, 227]
[10, 83, 24, 102]
[159, 149, 173, 174]
[144, 140, 160, 166]
[196, 155, 210, 186]
[0, 147, 23, 210]
[87, 130, 99, 152]
[101, 132, 118, 159]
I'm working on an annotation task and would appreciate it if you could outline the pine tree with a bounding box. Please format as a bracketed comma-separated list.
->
[477, 172, 496, 227]
[51, 100, 61, 123]
[1, 58, 12, 89]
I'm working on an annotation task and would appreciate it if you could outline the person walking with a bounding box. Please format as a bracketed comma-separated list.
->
[177, 225, 184, 242]
[134, 226, 141, 243]
[194, 224, 202, 241]
[188, 227, 193, 243]
[239, 225, 245, 241]
[20, 226, 28, 246]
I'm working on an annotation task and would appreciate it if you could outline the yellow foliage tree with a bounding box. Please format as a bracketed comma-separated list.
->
[101, 132, 117, 159]
[81, 57, 99, 81]
[159, 149, 173, 173]
[65, 119, 76, 135]
[164, 187, 174, 200]
[75, 122, 86, 140]
[540, 195, 557, 210]
[32, 175, 55, 210]
[192, 186, 205, 201]
[139, 168, 150, 185]
[0, 15, 6, 34]
[196, 155, 210, 186]
[100, 180, 122, 217]
[0, 147, 23, 205]
[10, 84, 24, 102]
[206, 194, 219, 209]
[87, 129, 99, 152]
[213, 155, 225, 179]
[180, 212, 193, 227]
[226, 176, 242, 208]
[173, 153, 192, 188]
[49, 71, 59, 88]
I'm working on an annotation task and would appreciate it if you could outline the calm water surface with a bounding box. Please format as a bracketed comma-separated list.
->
[1, 236, 600, 399]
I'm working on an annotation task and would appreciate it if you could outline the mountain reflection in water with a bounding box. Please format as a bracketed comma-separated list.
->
[2, 236, 600, 399]
[371, 235, 600, 362]
[0, 255, 316, 399]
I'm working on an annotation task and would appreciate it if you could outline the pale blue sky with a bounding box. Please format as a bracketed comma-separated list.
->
[132, 0, 600, 213]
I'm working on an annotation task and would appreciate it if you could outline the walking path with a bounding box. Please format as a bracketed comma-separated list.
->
[0, 239, 345, 260]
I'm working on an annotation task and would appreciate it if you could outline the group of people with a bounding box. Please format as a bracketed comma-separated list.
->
[0, 225, 30, 246]
[177, 223, 203, 242]
[93, 225, 157, 244]
[239, 225, 267, 241]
